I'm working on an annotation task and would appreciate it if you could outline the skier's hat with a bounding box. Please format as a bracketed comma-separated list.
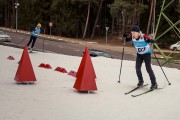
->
[37, 23, 41, 27]
[131, 25, 140, 32]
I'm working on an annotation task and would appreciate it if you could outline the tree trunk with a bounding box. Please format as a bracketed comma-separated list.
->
[4, 0, 13, 27]
[110, 17, 115, 38]
[91, 0, 104, 40]
[4, 0, 7, 27]
[137, 0, 141, 25]
[133, 0, 137, 25]
[122, 10, 125, 42]
[152, 0, 156, 33]
[12, 0, 15, 28]
[146, 0, 154, 35]
[82, 0, 91, 40]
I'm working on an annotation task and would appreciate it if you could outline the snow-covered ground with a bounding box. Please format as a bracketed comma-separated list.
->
[0, 45, 180, 120]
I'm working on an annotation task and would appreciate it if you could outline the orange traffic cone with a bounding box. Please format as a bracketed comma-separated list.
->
[14, 45, 36, 83]
[73, 47, 97, 91]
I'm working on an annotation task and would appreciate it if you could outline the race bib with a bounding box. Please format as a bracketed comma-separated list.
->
[136, 46, 149, 54]
[132, 34, 152, 54]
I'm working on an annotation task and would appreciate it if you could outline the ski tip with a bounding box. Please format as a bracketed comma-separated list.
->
[29, 51, 38, 53]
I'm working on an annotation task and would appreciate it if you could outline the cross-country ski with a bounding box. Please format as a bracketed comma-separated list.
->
[29, 51, 38, 53]
[131, 88, 163, 97]
[125, 84, 148, 95]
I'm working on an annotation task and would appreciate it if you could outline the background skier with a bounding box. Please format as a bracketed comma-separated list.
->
[27, 23, 41, 52]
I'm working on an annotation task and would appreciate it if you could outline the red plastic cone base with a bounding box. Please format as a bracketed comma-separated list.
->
[7, 56, 15, 60]
[45, 64, 52, 69]
[73, 47, 97, 91]
[55, 67, 61, 71]
[68, 70, 77, 77]
[61, 68, 67, 73]
[14, 46, 36, 82]
[55, 67, 68, 73]
[38, 63, 52, 69]
[38, 63, 46, 68]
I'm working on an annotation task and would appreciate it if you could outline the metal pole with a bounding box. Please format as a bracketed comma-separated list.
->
[15, 2, 19, 33]
[153, 0, 156, 34]
[153, 52, 171, 85]
[105, 27, 109, 45]
[16, 8, 17, 32]
[118, 40, 125, 83]
[154, 0, 165, 37]
[50, 26, 51, 35]
[106, 30, 107, 44]
[118, 9, 125, 83]
[43, 40, 44, 52]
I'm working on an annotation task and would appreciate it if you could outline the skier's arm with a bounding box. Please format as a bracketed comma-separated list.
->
[32, 27, 36, 32]
[144, 34, 156, 43]
[123, 34, 132, 42]
[31, 27, 36, 35]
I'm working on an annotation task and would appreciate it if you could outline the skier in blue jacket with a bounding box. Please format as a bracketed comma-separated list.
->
[124, 25, 158, 90]
[27, 23, 41, 52]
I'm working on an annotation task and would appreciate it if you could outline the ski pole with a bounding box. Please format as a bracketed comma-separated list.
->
[43, 39, 45, 52]
[118, 9, 126, 83]
[152, 52, 171, 85]
[17, 33, 30, 45]
[118, 39, 125, 83]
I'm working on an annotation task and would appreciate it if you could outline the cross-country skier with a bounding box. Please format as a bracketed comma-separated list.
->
[124, 25, 158, 90]
[27, 23, 41, 52]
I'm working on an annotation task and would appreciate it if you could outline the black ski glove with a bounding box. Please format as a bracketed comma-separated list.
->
[123, 33, 127, 38]
[144, 37, 156, 43]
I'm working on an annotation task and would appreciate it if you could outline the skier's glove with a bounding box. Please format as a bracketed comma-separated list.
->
[146, 39, 156, 43]
[123, 33, 127, 38]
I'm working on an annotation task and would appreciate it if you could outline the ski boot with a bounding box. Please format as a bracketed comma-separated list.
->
[29, 48, 33, 53]
[137, 81, 144, 87]
[150, 83, 158, 90]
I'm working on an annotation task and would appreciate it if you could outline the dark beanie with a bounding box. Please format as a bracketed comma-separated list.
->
[131, 25, 140, 32]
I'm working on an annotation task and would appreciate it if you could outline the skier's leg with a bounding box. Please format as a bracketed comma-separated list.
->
[136, 53, 144, 85]
[143, 53, 157, 86]
[27, 36, 33, 47]
[31, 37, 37, 49]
